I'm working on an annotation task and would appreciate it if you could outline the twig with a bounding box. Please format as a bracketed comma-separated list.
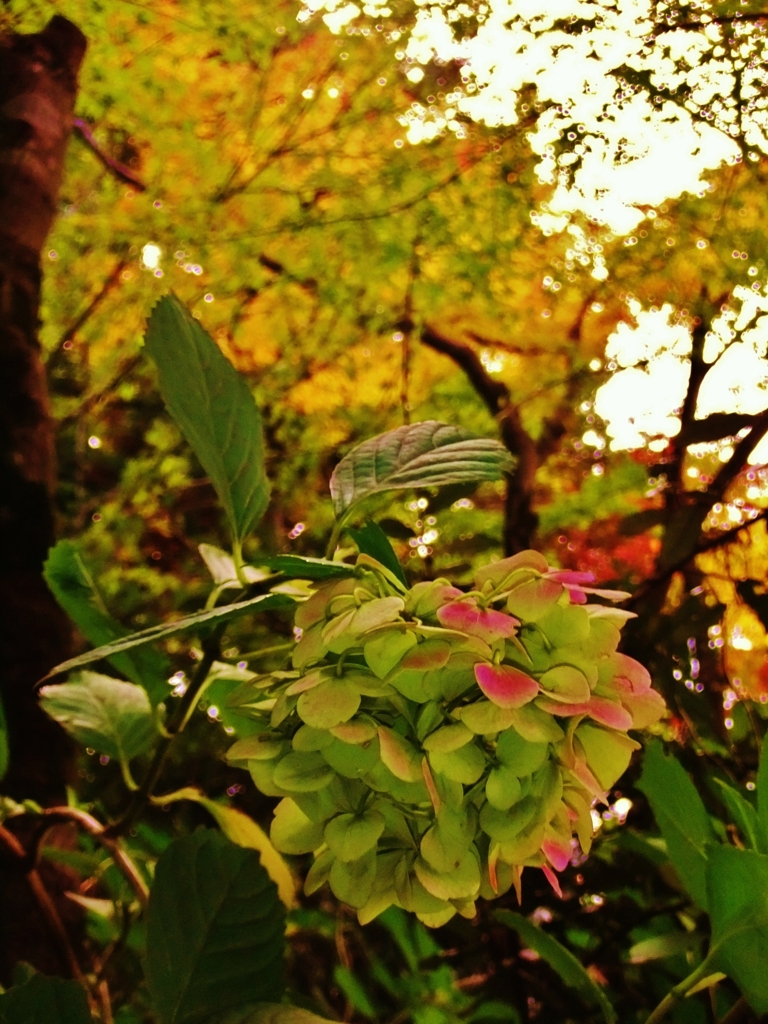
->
[42, 807, 149, 909]
[0, 824, 87, 984]
[106, 621, 226, 838]
[72, 118, 147, 191]
[718, 996, 760, 1024]
[48, 257, 129, 362]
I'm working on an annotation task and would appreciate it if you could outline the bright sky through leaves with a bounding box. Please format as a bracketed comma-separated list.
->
[300, 0, 768, 455]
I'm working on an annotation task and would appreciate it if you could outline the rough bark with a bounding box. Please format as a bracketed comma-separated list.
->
[0, 15, 86, 802]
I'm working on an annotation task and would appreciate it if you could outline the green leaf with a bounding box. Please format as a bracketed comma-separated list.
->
[324, 809, 385, 861]
[44, 593, 293, 680]
[329, 421, 514, 519]
[208, 1005, 331, 1024]
[714, 778, 760, 850]
[44, 540, 169, 704]
[414, 848, 481, 901]
[495, 911, 616, 1024]
[0, 973, 92, 1024]
[39, 672, 157, 762]
[428, 744, 486, 784]
[496, 730, 549, 776]
[329, 849, 377, 908]
[151, 787, 296, 908]
[272, 751, 336, 792]
[144, 295, 270, 544]
[270, 798, 326, 855]
[637, 740, 717, 910]
[296, 678, 361, 729]
[145, 830, 285, 1024]
[757, 731, 768, 853]
[707, 844, 768, 1014]
[257, 555, 356, 581]
[348, 521, 407, 587]
[420, 805, 477, 872]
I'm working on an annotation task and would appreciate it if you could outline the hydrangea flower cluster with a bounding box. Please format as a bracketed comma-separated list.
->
[226, 550, 666, 927]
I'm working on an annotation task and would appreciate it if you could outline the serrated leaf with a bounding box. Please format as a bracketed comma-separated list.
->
[714, 779, 759, 850]
[638, 740, 717, 910]
[145, 830, 285, 1024]
[144, 296, 269, 544]
[44, 593, 293, 680]
[757, 731, 768, 853]
[0, 973, 92, 1024]
[324, 810, 385, 861]
[707, 845, 768, 1013]
[39, 671, 157, 761]
[330, 421, 514, 518]
[495, 910, 616, 1024]
[257, 555, 356, 581]
[44, 540, 169, 704]
[152, 787, 295, 907]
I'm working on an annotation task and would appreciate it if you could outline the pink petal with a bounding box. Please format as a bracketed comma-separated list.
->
[614, 653, 652, 691]
[566, 587, 588, 604]
[586, 696, 634, 730]
[547, 570, 596, 585]
[542, 865, 563, 898]
[579, 586, 632, 602]
[437, 601, 520, 642]
[474, 663, 539, 708]
[542, 836, 572, 872]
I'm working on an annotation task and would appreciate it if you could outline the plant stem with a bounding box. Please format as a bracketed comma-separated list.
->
[106, 621, 226, 839]
[644, 955, 720, 1024]
[42, 806, 150, 909]
[0, 824, 87, 984]
[324, 519, 343, 560]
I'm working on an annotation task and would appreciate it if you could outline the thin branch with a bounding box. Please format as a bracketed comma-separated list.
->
[627, 509, 768, 609]
[72, 118, 147, 191]
[106, 621, 226, 838]
[0, 825, 87, 984]
[48, 257, 128, 363]
[42, 807, 149, 909]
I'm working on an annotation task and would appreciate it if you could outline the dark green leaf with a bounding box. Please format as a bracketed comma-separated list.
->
[144, 296, 270, 544]
[707, 844, 768, 1014]
[145, 830, 285, 1024]
[637, 740, 717, 909]
[44, 540, 169, 704]
[757, 731, 768, 853]
[714, 779, 759, 850]
[495, 911, 616, 1024]
[43, 593, 293, 680]
[348, 521, 407, 587]
[256, 555, 355, 580]
[0, 973, 91, 1024]
[207, 1005, 331, 1024]
[329, 421, 514, 518]
[39, 672, 157, 761]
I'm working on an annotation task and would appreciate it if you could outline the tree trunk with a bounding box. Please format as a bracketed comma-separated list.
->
[0, 14, 86, 802]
